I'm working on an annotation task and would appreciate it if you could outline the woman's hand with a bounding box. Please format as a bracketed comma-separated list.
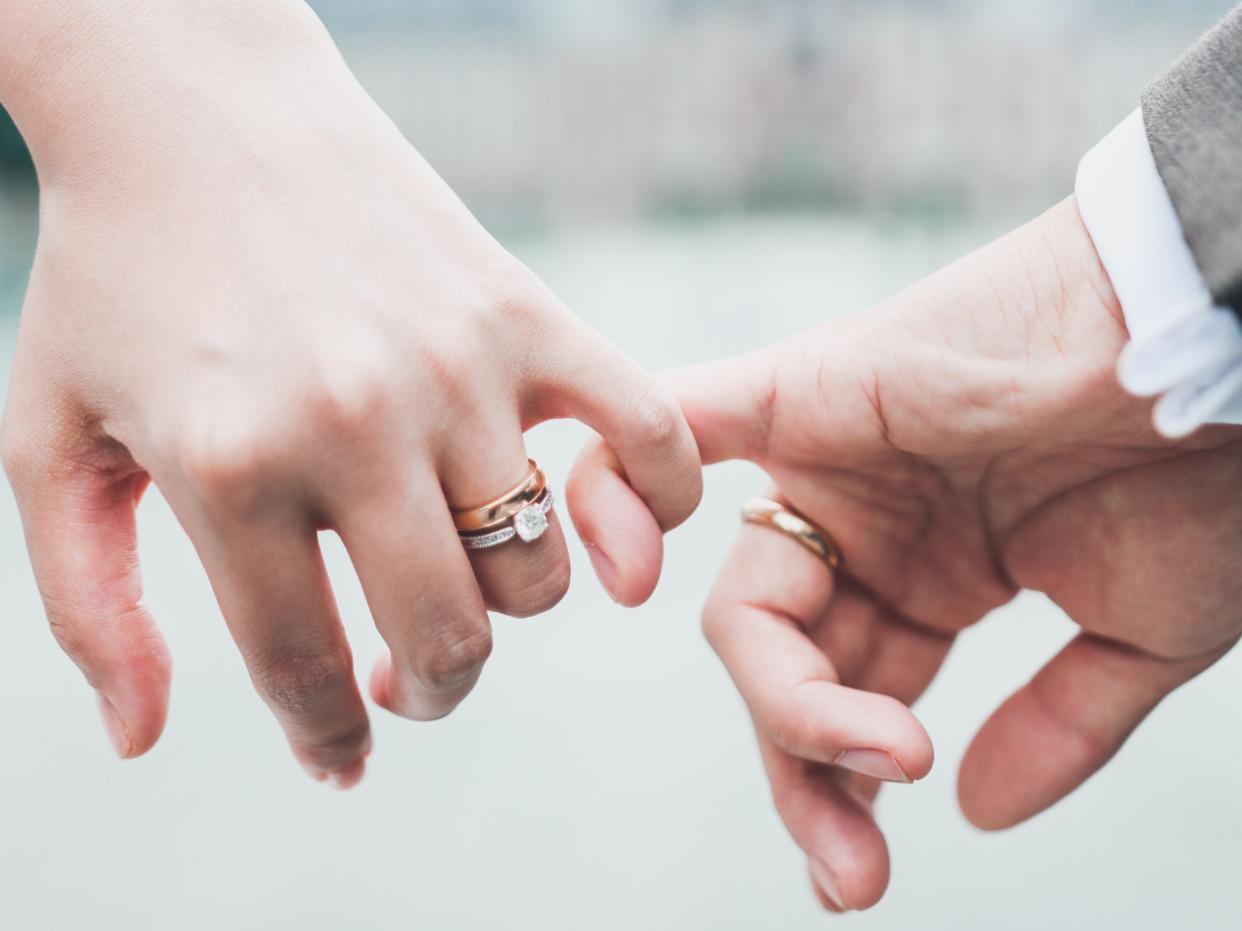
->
[574, 197, 1242, 909]
[0, 1, 701, 785]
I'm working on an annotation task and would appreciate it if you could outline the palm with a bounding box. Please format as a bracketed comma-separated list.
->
[766, 385, 1242, 657]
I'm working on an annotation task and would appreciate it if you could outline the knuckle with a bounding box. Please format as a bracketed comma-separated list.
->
[414, 336, 477, 402]
[769, 695, 816, 754]
[627, 386, 685, 450]
[474, 258, 564, 359]
[305, 362, 393, 436]
[175, 424, 275, 505]
[251, 648, 355, 718]
[768, 714, 803, 756]
[412, 626, 494, 692]
[300, 719, 372, 769]
[479, 255, 545, 324]
[488, 288, 546, 338]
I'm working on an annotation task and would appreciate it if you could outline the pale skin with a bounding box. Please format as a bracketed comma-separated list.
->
[0, 1, 702, 786]
[570, 197, 1242, 910]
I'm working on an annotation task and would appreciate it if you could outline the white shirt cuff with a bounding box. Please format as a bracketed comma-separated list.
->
[1075, 109, 1242, 438]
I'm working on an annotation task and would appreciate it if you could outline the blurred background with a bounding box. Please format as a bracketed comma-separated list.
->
[1, 2, 1240, 929]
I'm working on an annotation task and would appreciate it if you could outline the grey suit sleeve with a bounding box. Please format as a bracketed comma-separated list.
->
[1143, 6, 1242, 318]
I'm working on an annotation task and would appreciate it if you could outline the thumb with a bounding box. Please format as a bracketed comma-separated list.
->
[957, 633, 1228, 830]
[3, 431, 171, 759]
[663, 348, 778, 465]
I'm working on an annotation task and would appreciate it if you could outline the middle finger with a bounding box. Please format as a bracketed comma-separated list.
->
[335, 462, 494, 721]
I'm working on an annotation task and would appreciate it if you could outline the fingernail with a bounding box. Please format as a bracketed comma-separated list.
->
[95, 691, 133, 759]
[835, 749, 911, 783]
[585, 543, 620, 603]
[809, 858, 848, 911]
[329, 759, 367, 791]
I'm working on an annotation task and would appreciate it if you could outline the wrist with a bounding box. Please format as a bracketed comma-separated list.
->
[992, 196, 1145, 438]
[1, 0, 356, 189]
[857, 196, 1141, 453]
[1026, 195, 1125, 334]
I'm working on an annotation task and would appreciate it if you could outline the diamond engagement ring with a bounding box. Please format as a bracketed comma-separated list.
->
[459, 490, 555, 550]
[452, 460, 556, 550]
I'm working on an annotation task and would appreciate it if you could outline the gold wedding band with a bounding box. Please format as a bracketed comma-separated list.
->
[741, 498, 842, 569]
[451, 459, 547, 533]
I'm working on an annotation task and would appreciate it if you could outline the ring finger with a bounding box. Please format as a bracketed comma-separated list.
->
[440, 423, 572, 619]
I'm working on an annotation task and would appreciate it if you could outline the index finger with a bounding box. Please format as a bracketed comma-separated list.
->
[528, 309, 702, 532]
[536, 313, 703, 606]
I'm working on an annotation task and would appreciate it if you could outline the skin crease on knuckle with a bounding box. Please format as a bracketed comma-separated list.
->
[409, 626, 495, 695]
[621, 384, 702, 527]
[478, 262, 554, 348]
[303, 354, 397, 440]
[768, 708, 814, 758]
[165, 371, 360, 517]
[249, 646, 355, 719]
[172, 412, 287, 515]
[298, 719, 372, 769]
[628, 386, 685, 454]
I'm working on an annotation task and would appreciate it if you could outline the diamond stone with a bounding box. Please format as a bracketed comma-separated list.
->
[513, 503, 549, 542]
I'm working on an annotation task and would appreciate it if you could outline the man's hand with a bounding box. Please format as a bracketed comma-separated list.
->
[575, 197, 1242, 909]
[0, 1, 701, 785]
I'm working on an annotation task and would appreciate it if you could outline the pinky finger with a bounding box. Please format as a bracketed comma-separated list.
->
[565, 439, 664, 607]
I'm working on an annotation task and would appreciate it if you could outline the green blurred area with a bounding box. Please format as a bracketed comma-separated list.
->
[0, 108, 34, 315]
[0, 106, 33, 184]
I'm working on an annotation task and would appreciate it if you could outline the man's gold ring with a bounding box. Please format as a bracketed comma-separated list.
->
[741, 497, 842, 569]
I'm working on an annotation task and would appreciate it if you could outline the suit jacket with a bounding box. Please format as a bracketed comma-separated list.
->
[1144, 6, 1242, 318]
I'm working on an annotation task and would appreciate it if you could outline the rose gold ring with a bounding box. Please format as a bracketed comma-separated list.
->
[741, 497, 842, 569]
[459, 489, 554, 550]
[451, 459, 546, 533]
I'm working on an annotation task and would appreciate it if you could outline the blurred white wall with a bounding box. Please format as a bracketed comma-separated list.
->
[312, 0, 1231, 224]
[0, 0, 1233, 287]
